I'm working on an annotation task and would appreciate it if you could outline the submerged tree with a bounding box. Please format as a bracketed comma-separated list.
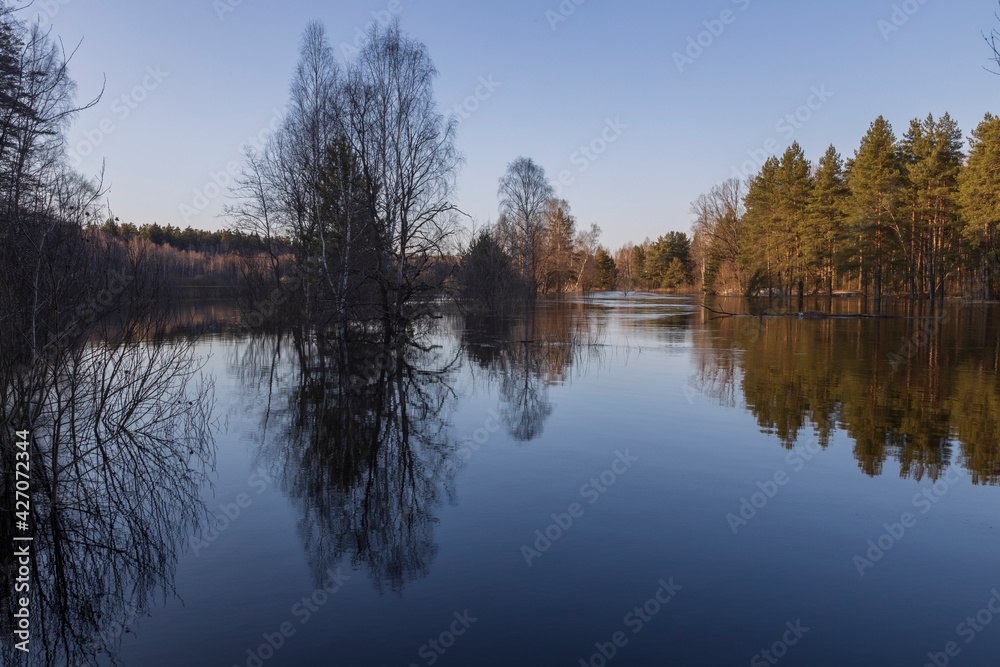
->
[497, 157, 554, 297]
[593, 249, 617, 290]
[538, 197, 578, 292]
[0, 8, 218, 664]
[455, 226, 520, 316]
[345, 20, 461, 331]
[229, 19, 461, 337]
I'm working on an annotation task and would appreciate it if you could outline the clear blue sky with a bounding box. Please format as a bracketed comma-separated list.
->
[33, 0, 999, 249]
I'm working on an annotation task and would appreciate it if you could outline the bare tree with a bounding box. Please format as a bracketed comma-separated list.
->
[539, 198, 577, 292]
[0, 12, 217, 665]
[615, 243, 635, 296]
[345, 19, 461, 331]
[228, 20, 461, 336]
[987, 3, 1000, 74]
[690, 177, 746, 294]
[498, 157, 554, 296]
[223, 147, 283, 286]
[0, 10, 102, 219]
[574, 222, 602, 290]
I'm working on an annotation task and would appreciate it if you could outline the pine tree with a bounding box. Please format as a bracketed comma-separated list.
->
[900, 113, 964, 299]
[806, 145, 849, 297]
[742, 157, 781, 293]
[776, 143, 813, 299]
[632, 244, 646, 289]
[959, 113, 1000, 299]
[845, 116, 906, 304]
[593, 249, 617, 291]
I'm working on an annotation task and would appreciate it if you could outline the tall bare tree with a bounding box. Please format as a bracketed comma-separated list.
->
[498, 157, 554, 295]
[690, 177, 746, 294]
[615, 243, 635, 296]
[228, 20, 461, 337]
[345, 20, 461, 332]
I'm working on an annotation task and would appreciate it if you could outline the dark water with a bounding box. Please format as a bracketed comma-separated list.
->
[83, 296, 1000, 665]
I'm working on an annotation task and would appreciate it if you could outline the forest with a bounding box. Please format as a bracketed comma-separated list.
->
[681, 115, 1000, 301]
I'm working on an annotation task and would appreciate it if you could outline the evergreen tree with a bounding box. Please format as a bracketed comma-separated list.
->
[959, 113, 1000, 299]
[632, 244, 647, 288]
[845, 116, 906, 303]
[593, 249, 617, 290]
[742, 157, 781, 293]
[900, 113, 964, 299]
[776, 143, 813, 299]
[645, 233, 692, 288]
[806, 145, 849, 297]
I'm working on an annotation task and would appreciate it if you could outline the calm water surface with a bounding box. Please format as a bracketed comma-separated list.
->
[108, 294, 1000, 666]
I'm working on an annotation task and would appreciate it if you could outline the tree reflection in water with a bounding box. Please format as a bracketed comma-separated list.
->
[242, 325, 460, 595]
[461, 300, 609, 442]
[240, 302, 612, 594]
[687, 301, 1000, 485]
[0, 332, 216, 666]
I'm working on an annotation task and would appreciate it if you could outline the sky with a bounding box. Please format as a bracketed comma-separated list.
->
[25, 0, 1000, 249]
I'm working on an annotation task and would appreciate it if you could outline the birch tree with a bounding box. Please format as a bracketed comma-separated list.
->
[497, 157, 553, 295]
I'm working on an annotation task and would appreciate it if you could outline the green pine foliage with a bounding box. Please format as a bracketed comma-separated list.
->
[806, 146, 849, 296]
[682, 112, 1000, 299]
[593, 249, 617, 290]
[959, 114, 1000, 299]
[844, 116, 907, 302]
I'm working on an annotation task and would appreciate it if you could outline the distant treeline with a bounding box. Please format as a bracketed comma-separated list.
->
[89, 221, 291, 289]
[99, 219, 289, 254]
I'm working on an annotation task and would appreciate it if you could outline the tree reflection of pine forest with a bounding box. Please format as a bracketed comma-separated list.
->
[688, 299, 1000, 485]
